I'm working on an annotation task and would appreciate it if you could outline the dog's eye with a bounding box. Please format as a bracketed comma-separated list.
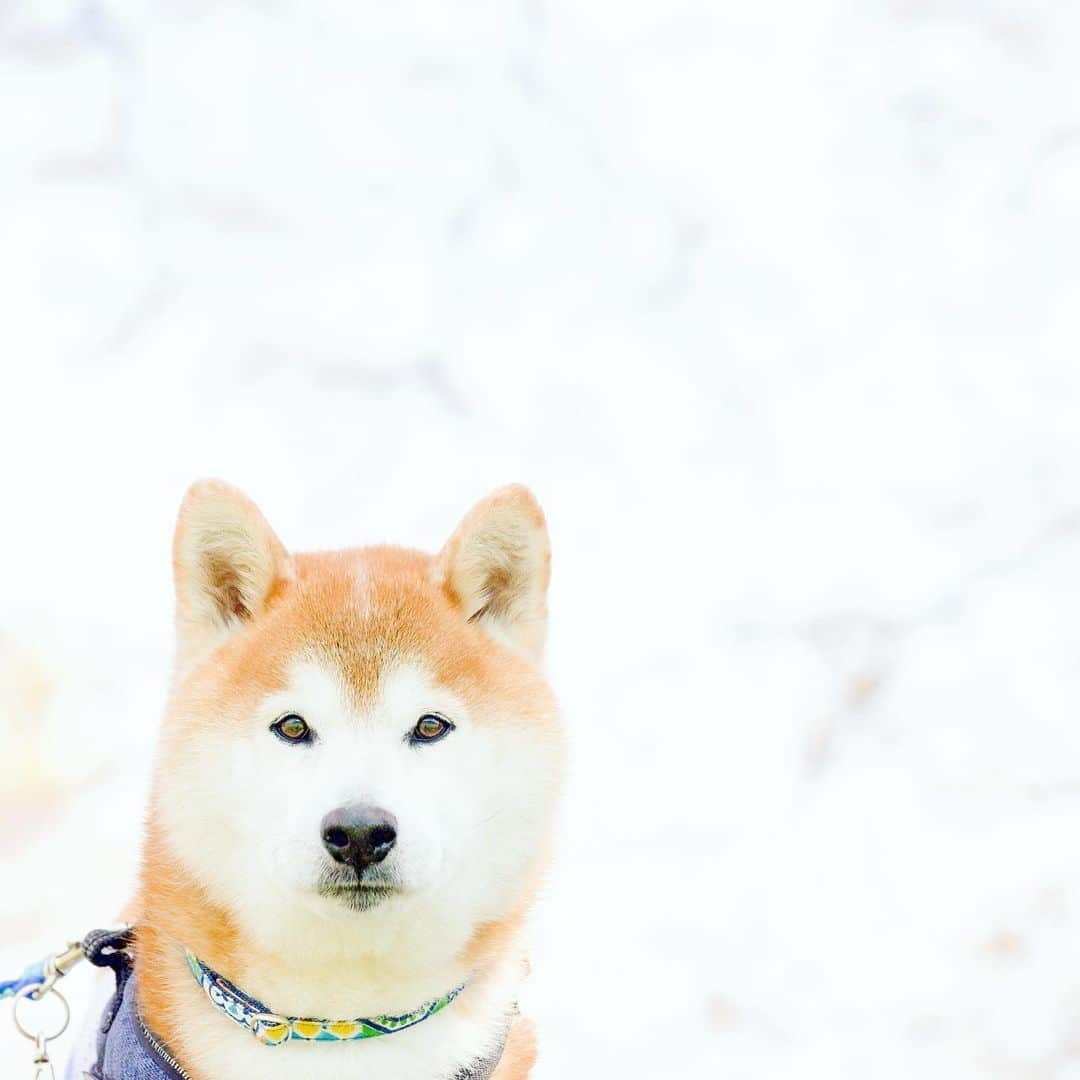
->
[411, 714, 454, 744]
[271, 714, 313, 744]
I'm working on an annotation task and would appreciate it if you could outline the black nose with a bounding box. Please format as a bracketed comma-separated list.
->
[321, 804, 398, 873]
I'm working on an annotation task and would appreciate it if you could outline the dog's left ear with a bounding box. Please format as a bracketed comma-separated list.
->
[172, 480, 294, 669]
[436, 485, 551, 660]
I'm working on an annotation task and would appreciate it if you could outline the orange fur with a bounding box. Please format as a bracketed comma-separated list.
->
[490, 1017, 539, 1079]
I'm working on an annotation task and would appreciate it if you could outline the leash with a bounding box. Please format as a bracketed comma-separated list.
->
[1, 926, 130, 1078]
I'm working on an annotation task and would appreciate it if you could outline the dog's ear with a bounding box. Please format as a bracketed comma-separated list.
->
[172, 480, 293, 667]
[435, 485, 551, 660]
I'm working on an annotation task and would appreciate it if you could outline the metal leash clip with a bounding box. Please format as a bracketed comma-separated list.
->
[10, 940, 84, 1079]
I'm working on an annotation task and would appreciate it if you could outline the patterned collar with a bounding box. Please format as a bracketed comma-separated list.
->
[185, 950, 467, 1048]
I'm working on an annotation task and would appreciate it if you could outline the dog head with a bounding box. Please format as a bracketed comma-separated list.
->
[153, 481, 563, 959]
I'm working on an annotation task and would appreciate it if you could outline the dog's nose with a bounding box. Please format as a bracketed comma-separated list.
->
[321, 804, 398, 872]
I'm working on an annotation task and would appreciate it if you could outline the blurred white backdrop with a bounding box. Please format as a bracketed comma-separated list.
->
[4, 1, 1080, 1076]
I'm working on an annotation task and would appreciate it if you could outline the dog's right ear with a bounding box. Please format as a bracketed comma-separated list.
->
[172, 480, 293, 669]
[435, 485, 551, 661]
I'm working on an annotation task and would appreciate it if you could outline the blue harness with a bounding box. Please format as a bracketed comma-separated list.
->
[80, 957, 185, 1080]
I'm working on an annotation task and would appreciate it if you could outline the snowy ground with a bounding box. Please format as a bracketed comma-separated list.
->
[4, 1, 1080, 1076]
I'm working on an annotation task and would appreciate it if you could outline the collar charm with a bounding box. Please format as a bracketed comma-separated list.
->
[185, 951, 466, 1047]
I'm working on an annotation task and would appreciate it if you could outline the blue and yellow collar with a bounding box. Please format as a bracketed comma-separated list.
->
[185, 950, 467, 1047]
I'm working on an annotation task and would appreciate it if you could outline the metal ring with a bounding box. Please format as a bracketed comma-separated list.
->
[249, 1012, 291, 1045]
[12, 984, 70, 1043]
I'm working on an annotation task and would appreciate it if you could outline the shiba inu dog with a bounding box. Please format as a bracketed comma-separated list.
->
[102, 480, 563, 1079]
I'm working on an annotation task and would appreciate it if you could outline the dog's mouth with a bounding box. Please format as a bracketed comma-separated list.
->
[317, 868, 401, 912]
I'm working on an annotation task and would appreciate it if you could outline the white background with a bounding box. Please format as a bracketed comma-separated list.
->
[3, 1, 1080, 1076]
